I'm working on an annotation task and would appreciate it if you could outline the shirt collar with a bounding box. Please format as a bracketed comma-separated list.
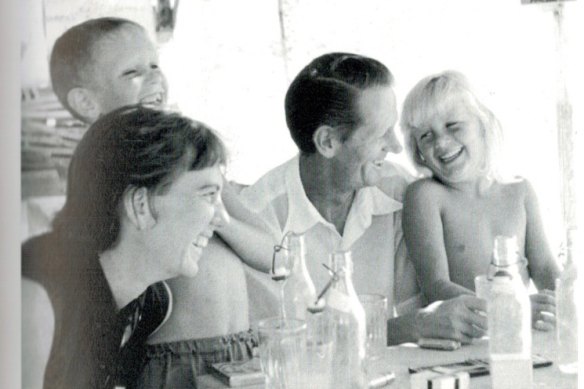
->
[283, 155, 403, 245]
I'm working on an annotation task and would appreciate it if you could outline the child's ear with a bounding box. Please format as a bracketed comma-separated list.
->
[122, 186, 156, 231]
[67, 88, 101, 123]
[313, 125, 343, 158]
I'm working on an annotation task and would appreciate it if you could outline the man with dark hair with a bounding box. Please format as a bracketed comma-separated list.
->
[236, 52, 488, 344]
[22, 106, 229, 388]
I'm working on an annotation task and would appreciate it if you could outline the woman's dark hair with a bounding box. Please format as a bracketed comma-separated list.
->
[53, 106, 227, 253]
[285, 52, 394, 154]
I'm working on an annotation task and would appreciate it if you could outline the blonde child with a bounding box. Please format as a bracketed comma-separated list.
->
[400, 71, 560, 330]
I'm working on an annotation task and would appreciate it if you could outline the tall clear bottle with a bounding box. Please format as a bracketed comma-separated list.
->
[487, 235, 532, 389]
[281, 232, 317, 321]
[556, 228, 579, 374]
[326, 251, 367, 389]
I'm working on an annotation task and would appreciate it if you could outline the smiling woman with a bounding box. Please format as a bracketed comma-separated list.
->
[21, 106, 229, 389]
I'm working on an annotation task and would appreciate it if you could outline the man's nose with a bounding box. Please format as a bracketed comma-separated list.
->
[382, 130, 403, 154]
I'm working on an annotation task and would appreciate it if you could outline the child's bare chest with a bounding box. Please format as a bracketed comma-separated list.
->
[440, 192, 526, 282]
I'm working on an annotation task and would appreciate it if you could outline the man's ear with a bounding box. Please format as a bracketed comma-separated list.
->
[67, 87, 101, 122]
[122, 186, 156, 230]
[313, 125, 342, 158]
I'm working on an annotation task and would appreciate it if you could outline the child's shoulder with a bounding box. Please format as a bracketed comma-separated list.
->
[406, 177, 448, 196]
[495, 176, 534, 198]
[403, 177, 448, 208]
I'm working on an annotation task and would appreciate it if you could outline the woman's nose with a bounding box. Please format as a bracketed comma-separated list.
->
[212, 197, 230, 228]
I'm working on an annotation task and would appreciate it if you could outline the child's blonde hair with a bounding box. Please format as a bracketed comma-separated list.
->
[400, 70, 506, 182]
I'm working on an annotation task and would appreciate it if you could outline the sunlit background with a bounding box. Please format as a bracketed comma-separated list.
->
[20, 0, 583, 254]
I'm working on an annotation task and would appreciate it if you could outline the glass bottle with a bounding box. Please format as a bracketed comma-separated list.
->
[556, 228, 579, 374]
[487, 236, 532, 389]
[326, 251, 367, 389]
[281, 232, 317, 321]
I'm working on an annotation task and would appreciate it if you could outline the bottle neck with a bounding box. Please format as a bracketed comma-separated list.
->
[330, 251, 356, 294]
[492, 235, 520, 267]
[284, 232, 309, 276]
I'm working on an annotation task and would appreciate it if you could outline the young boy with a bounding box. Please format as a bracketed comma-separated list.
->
[49, 17, 168, 123]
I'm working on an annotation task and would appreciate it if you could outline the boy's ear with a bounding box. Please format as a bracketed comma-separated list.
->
[122, 186, 156, 231]
[67, 88, 101, 123]
[313, 125, 342, 158]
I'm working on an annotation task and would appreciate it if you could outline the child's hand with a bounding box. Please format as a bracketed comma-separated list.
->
[530, 290, 556, 331]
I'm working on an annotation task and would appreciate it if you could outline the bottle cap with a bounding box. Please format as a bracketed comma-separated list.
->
[492, 235, 520, 266]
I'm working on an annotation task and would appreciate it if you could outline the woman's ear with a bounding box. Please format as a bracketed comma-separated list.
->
[313, 125, 342, 158]
[123, 186, 156, 230]
[67, 87, 101, 122]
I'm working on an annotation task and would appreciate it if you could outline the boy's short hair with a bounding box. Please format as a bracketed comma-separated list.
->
[285, 52, 394, 154]
[49, 17, 143, 120]
[53, 106, 227, 253]
[400, 70, 504, 181]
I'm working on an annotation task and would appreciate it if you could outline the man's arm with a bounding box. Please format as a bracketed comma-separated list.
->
[387, 295, 487, 345]
[402, 180, 473, 302]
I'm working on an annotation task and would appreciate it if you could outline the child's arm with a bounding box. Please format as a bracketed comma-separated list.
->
[522, 179, 561, 289]
[215, 179, 277, 274]
[522, 179, 561, 330]
[403, 180, 474, 303]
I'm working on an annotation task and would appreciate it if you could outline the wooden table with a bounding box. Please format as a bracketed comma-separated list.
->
[197, 330, 578, 388]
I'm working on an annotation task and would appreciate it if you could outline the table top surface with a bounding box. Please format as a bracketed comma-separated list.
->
[197, 330, 579, 388]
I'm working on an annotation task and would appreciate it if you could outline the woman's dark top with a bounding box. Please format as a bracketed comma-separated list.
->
[22, 232, 171, 389]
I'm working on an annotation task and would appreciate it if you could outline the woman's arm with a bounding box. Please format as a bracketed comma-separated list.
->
[402, 180, 473, 302]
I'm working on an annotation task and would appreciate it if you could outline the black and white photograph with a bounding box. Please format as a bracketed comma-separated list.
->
[2, 0, 582, 388]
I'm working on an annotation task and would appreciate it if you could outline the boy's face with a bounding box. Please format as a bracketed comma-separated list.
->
[84, 26, 168, 117]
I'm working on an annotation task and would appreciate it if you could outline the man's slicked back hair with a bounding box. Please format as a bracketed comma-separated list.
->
[285, 52, 394, 154]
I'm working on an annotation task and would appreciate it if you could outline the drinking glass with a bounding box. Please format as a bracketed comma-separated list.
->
[305, 311, 334, 388]
[358, 294, 388, 361]
[258, 317, 306, 389]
